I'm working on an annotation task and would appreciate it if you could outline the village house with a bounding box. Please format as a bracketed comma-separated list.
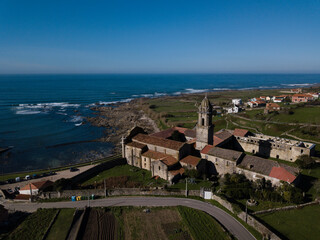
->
[123, 96, 313, 185]
[232, 99, 242, 106]
[292, 93, 313, 103]
[19, 180, 53, 195]
[264, 103, 281, 114]
[290, 88, 302, 93]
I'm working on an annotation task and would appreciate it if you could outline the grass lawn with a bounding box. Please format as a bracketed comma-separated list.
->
[7, 209, 58, 240]
[81, 164, 167, 187]
[271, 106, 320, 124]
[46, 208, 75, 240]
[257, 205, 320, 240]
[168, 179, 213, 190]
[237, 199, 292, 213]
[178, 206, 230, 240]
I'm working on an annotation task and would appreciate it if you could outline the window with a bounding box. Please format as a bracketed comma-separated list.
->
[226, 161, 229, 166]
[301, 149, 304, 154]
[158, 166, 161, 170]
[252, 150, 255, 154]
[276, 155, 279, 159]
[290, 147, 292, 150]
[144, 163, 146, 167]
[202, 118, 204, 125]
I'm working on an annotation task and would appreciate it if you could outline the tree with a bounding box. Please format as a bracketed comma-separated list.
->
[296, 155, 316, 169]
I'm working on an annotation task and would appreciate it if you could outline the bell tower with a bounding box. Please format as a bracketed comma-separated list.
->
[196, 94, 214, 150]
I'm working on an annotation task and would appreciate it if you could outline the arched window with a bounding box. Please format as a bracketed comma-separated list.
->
[202, 118, 205, 126]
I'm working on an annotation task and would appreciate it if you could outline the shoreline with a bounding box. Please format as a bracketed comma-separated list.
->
[1, 84, 319, 176]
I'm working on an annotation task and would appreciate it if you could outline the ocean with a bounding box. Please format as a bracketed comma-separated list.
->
[0, 74, 319, 173]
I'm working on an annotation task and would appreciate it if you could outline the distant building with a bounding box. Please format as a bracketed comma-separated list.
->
[290, 88, 302, 93]
[292, 94, 313, 103]
[225, 106, 239, 114]
[264, 103, 281, 114]
[232, 99, 242, 106]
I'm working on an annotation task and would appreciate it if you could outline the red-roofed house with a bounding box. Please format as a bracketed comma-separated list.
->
[19, 180, 53, 195]
[292, 94, 313, 103]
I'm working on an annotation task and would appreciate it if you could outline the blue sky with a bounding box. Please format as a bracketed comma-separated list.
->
[0, 0, 319, 74]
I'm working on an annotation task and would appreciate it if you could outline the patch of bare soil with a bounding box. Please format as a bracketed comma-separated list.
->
[81, 208, 118, 240]
[122, 208, 191, 240]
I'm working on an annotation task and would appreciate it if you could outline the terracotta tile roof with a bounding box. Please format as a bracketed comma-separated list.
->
[133, 133, 185, 150]
[213, 130, 233, 146]
[207, 147, 243, 161]
[150, 127, 196, 139]
[142, 150, 171, 159]
[160, 156, 179, 166]
[233, 128, 249, 137]
[168, 168, 185, 177]
[201, 145, 213, 154]
[266, 103, 280, 109]
[20, 180, 53, 191]
[126, 141, 147, 149]
[292, 94, 313, 98]
[151, 128, 176, 139]
[269, 167, 296, 183]
[180, 155, 201, 166]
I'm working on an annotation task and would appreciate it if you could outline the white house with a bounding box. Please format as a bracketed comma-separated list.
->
[226, 106, 239, 114]
[19, 180, 53, 195]
[232, 99, 242, 106]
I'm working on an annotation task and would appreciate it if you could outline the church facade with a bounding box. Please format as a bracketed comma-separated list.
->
[122, 96, 315, 186]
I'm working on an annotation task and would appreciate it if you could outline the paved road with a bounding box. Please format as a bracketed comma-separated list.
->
[4, 196, 256, 240]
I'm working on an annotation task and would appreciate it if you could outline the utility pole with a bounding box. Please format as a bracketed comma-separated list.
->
[245, 200, 248, 223]
[88, 195, 90, 207]
[185, 178, 188, 197]
[104, 179, 106, 197]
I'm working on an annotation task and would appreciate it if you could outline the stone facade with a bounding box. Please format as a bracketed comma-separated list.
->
[196, 95, 214, 150]
[234, 134, 315, 162]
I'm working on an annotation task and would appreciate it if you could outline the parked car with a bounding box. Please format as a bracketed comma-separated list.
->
[7, 179, 15, 184]
[32, 174, 38, 179]
[69, 167, 78, 172]
[25, 175, 31, 180]
[15, 177, 21, 182]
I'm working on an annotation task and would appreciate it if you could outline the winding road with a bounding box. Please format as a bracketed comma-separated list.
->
[4, 196, 256, 240]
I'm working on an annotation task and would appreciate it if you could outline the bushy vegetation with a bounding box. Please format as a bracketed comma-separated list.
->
[8, 209, 58, 240]
[219, 173, 304, 204]
[295, 155, 316, 169]
[178, 206, 229, 240]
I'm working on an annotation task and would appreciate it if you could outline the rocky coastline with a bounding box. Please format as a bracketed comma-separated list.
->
[86, 99, 159, 153]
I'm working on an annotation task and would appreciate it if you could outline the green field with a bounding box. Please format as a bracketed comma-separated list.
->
[7, 209, 58, 240]
[178, 206, 230, 240]
[81, 164, 167, 187]
[46, 208, 75, 240]
[257, 205, 320, 240]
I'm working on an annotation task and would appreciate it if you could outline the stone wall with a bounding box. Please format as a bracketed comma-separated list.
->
[211, 194, 281, 240]
[253, 200, 320, 215]
[41, 188, 200, 199]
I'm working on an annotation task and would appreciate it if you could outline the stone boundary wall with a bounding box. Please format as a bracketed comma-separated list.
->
[70, 157, 127, 185]
[253, 200, 320, 215]
[41, 188, 200, 199]
[212, 194, 281, 240]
